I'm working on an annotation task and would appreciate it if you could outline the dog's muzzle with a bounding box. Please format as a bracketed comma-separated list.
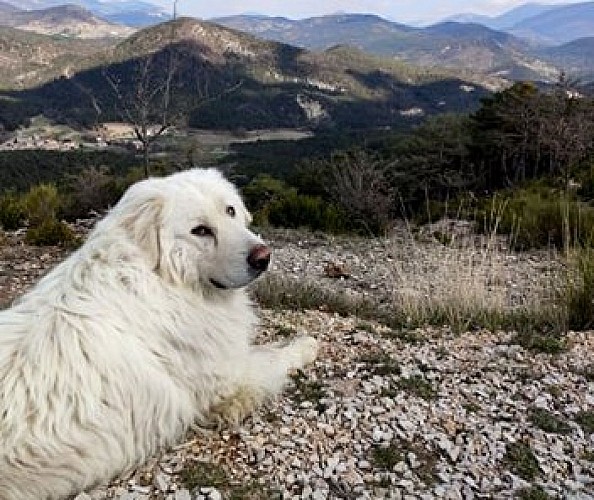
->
[209, 244, 271, 290]
[247, 244, 271, 273]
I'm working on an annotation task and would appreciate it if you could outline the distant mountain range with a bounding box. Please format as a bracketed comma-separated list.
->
[0, 1, 134, 37]
[446, 3, 557, 29]
[0, 18, 492, 131]
[0, 2, 592, 135]
[1, 1, 592, 82]
[0, 0, 169, 26]
[506, 2, 594, 44]
[213, 14, 559, 82]
[213, 3, 594, 82]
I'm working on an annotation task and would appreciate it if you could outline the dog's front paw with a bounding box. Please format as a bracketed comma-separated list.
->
[290, 336, 319, 366]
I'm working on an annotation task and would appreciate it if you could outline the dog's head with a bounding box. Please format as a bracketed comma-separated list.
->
[114, 169, 270, 291]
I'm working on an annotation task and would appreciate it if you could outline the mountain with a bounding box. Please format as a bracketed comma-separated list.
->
[539, 37, 594, 80]
[213, 14, 559, 82]
[508, 2, 594, 44]
[0, 18, 491, 131]
[2, 0, 169, 26]
[0, 1, 20, 15]
[212, 13, 416, 51]
[0, 4, 135, 37]
[0, 26, 115, 90]
[447, 3, 556, 29]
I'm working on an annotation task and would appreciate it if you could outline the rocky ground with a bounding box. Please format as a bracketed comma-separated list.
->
[0, 222, 593, 499]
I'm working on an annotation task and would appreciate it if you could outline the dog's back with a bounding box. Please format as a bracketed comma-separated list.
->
[0, 242, 196, 499]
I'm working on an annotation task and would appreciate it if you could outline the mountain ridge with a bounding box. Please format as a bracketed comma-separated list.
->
[213, 13, 559, 82]
[507, 1, 594, 43]
[0, 18, 492, 131]
[0, 3, 135, 37]
[1, 0, 169, 26]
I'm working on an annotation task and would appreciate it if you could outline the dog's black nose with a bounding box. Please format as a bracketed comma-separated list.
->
[247, 244, 271, 272]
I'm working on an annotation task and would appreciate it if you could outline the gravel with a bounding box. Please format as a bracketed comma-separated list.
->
[1, 221, 592, 499]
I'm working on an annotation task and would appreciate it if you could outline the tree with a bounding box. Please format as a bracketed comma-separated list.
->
[470, 78, 594, 191]
[310, 150, 395, 235]
[104, 42, 180, 178]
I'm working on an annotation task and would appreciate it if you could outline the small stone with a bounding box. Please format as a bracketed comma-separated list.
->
[372, 428, 384, 442]
[208, 489, 222, 500]
[312, 489, 327, 500]
[174, 490, 191, 500]
[154, 473, 169, 492]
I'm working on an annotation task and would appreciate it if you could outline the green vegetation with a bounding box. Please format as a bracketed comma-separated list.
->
[370, 443, 403, 471]
[575, 411, 594, 434]
[472, 187, 594, 251]
[25, 217, 77, 247]
[0, 191, 25, 230]
[396, 375, 437, 401]
[370, 440, 438, 485]
[287, 370, 326, 408]
[0, 150, 140, 193]
[179, 461, 229, 490]
[1, 75, 593, 343]
[529, 408, 572, 434]
[561, 248, 594, 331]
[180, 462, 281, 500]
[503, 441, 540, 481]
[21, 184, 77, 246]
[517, 486, 553, 500]
[356, 352, 401, 377]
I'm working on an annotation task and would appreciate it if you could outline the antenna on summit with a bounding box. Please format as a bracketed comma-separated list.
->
[173, 0, 178, 20]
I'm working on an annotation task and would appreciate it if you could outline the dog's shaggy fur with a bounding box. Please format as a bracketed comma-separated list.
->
[0, 169, 318, 500]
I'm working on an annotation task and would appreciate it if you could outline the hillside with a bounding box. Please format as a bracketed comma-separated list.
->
[0, 3, 135, 38]
[539, 37, 594, 80]
[446, 3, 556, 29]
[0, 26, 115, 89]
[0, 0, 19, 15]
[0, 0, 169, 26]
[213, 14, 559, 82]
[212, 13, 416, 52]
[507, 1, 594, 44]
[0, 18, 492, 131]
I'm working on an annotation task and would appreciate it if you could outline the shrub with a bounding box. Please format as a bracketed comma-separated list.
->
[529, 408, 572, 434]
[20, 183, 77, 246]
[25, 218, 77, 247]
[266, 190, 348, 234]
[479, 187, 594, 250]
[575, 411, 594, 434]
[503, 441, 540, 481]
[62, 166, 122, 219]
[23, 183, 61, 226]
[300, 150, 395, 235]
[241, 174, 288, 214]
[561, 247, 594, 331]
[0, 191, 25, 230]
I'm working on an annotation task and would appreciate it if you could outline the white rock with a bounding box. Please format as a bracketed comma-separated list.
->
[174, 490, 191, 500]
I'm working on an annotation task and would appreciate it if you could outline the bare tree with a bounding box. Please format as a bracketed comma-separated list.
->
[327, 150, 395, 235]
[104, 1, 182, 178]
[104, 41, 180, 178]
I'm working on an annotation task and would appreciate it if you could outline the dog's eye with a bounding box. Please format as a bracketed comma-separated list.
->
[226, 206, 236, 217]
[191, 225, 214, 237]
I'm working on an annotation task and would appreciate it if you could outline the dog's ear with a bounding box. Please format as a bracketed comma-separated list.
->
[120, 192, 164, 270]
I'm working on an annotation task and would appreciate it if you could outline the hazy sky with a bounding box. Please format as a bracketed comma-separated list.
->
[157, 0, 581, 24]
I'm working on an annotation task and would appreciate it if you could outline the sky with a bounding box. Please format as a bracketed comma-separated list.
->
[156, 0, 582, 24]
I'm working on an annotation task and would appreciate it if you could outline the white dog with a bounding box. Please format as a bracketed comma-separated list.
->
[0, 168, 318, 500]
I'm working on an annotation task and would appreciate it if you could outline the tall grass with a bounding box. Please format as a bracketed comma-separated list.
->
[254, 218, 562, 339]
[559, 247, 594, 331]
